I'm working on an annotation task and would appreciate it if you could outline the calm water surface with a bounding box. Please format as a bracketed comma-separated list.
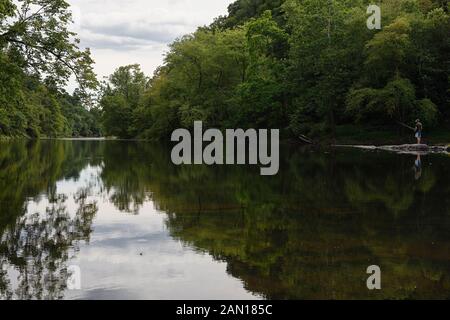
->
[0, 140, 449, 300]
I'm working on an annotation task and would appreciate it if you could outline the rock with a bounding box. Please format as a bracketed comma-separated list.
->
[378, 144, 448, 153]
[334, 144, 449, 154]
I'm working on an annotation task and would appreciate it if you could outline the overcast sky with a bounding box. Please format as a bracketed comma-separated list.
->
[67, 0, 234, 91]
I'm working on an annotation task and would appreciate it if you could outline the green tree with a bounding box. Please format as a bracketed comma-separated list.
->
[1, 0, 99, 138]
[211, 0, 286, 29]
[235, 11, 289, 128]
[0, 0, 97, 92]
[346, 4, 447, 127]
[284, 0, 370, 137]
[100, 65, 148, 138]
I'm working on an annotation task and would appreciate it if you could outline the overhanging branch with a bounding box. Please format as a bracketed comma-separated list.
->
[5, 37, 87, 92]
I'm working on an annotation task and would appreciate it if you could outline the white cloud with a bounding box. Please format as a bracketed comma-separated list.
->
[66, 0, 234, 91]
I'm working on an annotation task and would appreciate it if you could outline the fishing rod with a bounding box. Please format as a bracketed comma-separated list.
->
[298, 134, 314, 144]
[397, 121, 415, 131]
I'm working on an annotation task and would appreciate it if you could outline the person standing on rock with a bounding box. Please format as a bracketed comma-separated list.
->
[414, 119, 423, 145]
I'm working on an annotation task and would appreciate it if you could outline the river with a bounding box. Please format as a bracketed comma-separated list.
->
[0, 139, 449, 299]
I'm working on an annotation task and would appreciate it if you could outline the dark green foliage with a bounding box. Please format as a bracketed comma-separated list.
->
[98, 0, 448, 141]
[59, 90, 102, 137]
[0, 0, 99, 138]
[211, 0, 286, 29]
[0, 51, 101, 137]
[99, 64, 148, 138]
[1, 0, 449, 140]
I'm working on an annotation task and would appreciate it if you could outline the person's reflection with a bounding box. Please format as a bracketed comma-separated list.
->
[413, 154, 422, 180]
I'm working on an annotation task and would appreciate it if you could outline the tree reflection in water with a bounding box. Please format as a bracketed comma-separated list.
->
[0, 140, 449, 299]
[99, 142, 450, 299]
[0, 140, 99, 299]
[0, 196, 97, 299]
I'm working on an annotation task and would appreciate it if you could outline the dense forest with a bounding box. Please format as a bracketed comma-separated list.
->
[1, 0, 449, 141]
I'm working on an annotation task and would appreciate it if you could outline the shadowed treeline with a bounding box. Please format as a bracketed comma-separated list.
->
[0, 140, 449, 299]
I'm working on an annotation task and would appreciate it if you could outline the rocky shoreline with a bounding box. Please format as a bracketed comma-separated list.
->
[334, 144, 450, 154]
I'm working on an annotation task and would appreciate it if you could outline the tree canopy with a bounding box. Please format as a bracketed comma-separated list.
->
[98, 0, 449, 140]
[1, 0, 449, 140]
[0, 0, 99, 138]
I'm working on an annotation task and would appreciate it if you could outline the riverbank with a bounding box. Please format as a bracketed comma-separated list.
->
[332, 124, 450, 146]
[2, 124, 450, 147]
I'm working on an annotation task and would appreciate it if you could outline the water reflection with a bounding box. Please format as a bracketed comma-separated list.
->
[0, 140, 449, 299]
[413, 154, 422, 180]
[0, 141, 99, 299]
